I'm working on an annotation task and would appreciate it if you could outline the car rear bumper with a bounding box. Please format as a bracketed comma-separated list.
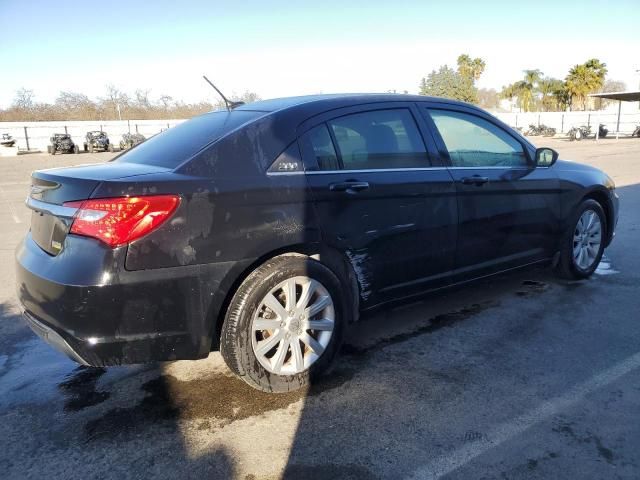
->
[23, 309, 91, 365]
[16, 233, 241, 366]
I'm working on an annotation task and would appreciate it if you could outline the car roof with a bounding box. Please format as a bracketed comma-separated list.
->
[177, 93, 533, 177]
[234, 93, 471, 115]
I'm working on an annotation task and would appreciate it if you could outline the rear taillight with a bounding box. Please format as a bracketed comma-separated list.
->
[63, 195, 180, 247]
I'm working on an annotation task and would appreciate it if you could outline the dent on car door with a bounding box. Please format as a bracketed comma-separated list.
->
[299, 106, 457, 306]
[423, 107, 560, 280]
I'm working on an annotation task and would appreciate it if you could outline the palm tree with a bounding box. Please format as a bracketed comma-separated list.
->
[551, 82, 571, 111]
[499, 84, 518, 112]
[523, 69, 543, 85]
[585, 58, 608, 84]
[538, 77, 563, 111]
[457, 54, 486, 82]
[513, 70, 542, 112]
[565, 59, 608, 110]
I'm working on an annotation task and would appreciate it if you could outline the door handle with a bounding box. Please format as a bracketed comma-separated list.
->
[460, 175, 489, 186]
[329, 181, 370, 193]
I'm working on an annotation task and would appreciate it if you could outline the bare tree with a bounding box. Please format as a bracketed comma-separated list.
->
[55, 91, 100, 120]
[597, 80, 627, 109]
[102, 84, 130, 119]
[158, 94, 174, 110]
[135, 89, 152, 109]
[12, 88, 35, 110]
[0, 86, 260, 121]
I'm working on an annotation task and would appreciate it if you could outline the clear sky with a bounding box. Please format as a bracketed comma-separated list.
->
[1, 0, 638, 108]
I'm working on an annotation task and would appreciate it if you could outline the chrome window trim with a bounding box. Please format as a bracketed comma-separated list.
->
[25, 196, 78, 218]
[266, 166, 546, 176]
[269, 168, 448, 176]
[447, 166, 531, 170]
[266, 171, 306, 176]
[266, 166, 541, 176]
[305, 167, 449, 174]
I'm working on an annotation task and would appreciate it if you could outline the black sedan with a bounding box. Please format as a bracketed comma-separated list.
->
[16, 94, 619, 392]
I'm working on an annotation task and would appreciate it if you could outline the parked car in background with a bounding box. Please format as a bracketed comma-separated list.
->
[16, 94, 618, 393]
[48, 133, 79, 154]
[1, 133, 16, 147]
[84, 131, 114, 153]
[119, 132, 146, 150]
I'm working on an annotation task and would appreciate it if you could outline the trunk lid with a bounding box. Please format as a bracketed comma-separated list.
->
[27, 162, 171, 255]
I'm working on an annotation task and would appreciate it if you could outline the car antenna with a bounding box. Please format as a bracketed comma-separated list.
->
[202, 75, 244, 111]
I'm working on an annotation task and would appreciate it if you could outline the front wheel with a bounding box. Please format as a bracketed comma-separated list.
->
[220, 255, 348, 393]
[556, 199, 606, 279]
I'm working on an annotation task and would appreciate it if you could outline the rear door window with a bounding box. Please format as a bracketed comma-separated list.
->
[329, 109, 429, 170]
[301, 124, 340, 171]
[114, 110, 264, 168]
[309, 109, 429, 170]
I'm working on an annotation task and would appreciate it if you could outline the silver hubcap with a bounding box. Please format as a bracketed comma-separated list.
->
[251, 276, 335, 375]
[573, 209, 602, 270]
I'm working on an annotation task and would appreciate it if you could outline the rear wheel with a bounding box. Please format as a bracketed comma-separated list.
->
[47, 145, 53, 155]
[556, 199, 606, 279]
[220, 255, 348, 393]
[108, 143, 114, 152]
[73, 145, 80, 154]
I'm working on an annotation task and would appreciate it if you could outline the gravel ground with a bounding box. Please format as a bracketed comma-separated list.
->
[0, 137, 639, 479]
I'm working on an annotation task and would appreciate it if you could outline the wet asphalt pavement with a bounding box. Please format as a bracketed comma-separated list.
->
[0, 138, 639, 479]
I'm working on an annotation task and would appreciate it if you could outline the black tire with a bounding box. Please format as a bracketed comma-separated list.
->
[220, 255, 349, 393]
[74, 145, 80, 154]
[88, 144, 94, 153]
[556, 199, 606, 280]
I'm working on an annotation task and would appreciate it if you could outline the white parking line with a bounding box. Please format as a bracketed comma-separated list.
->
[0, 181, 30, 187]
[0, 186, 22, 224]
[407, 351, 640, 479]
[595, 255, 619, 276]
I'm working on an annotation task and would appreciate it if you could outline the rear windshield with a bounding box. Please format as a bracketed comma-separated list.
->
[114, 110, 264, 168]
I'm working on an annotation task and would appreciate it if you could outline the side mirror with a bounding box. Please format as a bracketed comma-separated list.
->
[535, 147, 558, 167]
